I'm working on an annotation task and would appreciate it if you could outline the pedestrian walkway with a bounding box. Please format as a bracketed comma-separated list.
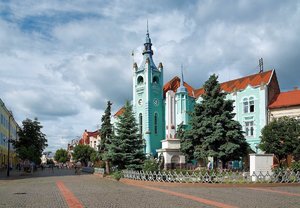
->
[1, 169, 299, 207]
[0, 167, 81, 180]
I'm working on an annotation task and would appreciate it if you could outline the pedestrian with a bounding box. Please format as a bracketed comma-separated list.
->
[75, 161, 81, 175]
[207, 160, 212, 170]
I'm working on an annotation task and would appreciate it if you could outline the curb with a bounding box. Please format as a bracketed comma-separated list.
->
[119, 178, 300, 188]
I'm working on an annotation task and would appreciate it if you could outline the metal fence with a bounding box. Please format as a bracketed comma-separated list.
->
[122, 170, 300, 183]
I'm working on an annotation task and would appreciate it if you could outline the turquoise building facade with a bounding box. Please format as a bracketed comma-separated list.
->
[114, 29, 280, 162]
[132, 29, 165, 156]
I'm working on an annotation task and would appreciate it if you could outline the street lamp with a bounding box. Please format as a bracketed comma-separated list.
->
[6, 114, 12, 177]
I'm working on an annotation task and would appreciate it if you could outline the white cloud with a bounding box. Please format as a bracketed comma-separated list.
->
[1, 0, 300, 153]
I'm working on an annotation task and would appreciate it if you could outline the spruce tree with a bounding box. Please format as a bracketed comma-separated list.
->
[107, 101, 145, 170]
[181, 74, 249, 168]
[99, 101, 113, 174]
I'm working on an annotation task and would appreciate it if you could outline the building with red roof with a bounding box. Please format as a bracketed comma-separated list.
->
[79, 130, 101, 151]
[112, 28, 299, 169]
[269, 89, 300, 120]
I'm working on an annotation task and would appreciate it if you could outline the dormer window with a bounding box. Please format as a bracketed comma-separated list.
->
[137, 76, 144, 85]
[153, 76, 159, 84]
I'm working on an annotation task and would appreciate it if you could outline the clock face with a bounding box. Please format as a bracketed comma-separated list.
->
[138, 99, 143, 106]
[153, 98, 159, 106]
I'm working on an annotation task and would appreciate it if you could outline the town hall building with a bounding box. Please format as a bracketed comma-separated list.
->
[113, 28, 298, 169]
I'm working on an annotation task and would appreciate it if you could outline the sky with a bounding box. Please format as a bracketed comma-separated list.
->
[0, 0, 299, 153]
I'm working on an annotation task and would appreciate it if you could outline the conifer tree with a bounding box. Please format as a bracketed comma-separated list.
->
[99, 101, 113, 174]
[181, 74, 249, 168]
[107, 101, 145, 170]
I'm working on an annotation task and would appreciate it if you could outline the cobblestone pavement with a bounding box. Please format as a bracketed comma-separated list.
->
[0, 169, 300, 208]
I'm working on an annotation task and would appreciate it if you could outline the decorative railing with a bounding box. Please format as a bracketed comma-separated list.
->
[122, 170, 300, 183]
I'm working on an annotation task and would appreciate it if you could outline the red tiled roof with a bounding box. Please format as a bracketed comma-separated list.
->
[114, 106, 125, 117]
[269, 89, 300, 109]
[163, 76, 195, 97]
[194, 70, 274, 97]
[87, 130, 100, 138]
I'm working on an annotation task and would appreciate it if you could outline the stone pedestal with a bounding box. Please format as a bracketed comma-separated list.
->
[250, 154, 273, 182]
[156, 139, 185, 170]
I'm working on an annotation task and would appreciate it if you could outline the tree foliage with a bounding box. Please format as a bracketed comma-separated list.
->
[99, 101, 113, 173]
[180, 74, 249, 167]
[260, 116, 300, 164]
[13, 118, 48, 164]
[54, 148, 69, 163]
[106, 101, 145, 170]
[72, 144, 96, 167]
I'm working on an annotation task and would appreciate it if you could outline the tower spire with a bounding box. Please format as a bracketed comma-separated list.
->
[180, 64, 184, 87]
[143, 20, 153, 55]
[177, 65, 187, 93]
[147, 19, 149, 35]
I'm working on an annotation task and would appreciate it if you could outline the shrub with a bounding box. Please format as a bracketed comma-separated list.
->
[291, 161, 300, 172]
[143, 159, 159, 172]
[111, 171, 123, 181]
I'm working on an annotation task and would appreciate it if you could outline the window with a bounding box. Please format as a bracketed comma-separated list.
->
[243, 98, 248, 113]
[139, 113, 143, 136]
[137, 76, 144, 84]
[153, 76, 159, 84]
[243, 97, 255, 113]
[249, 97, 254, 112]
[245, 121, 254, 136]
[154, 113, 158, 134]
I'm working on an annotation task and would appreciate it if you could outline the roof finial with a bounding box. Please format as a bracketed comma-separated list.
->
[147, 19, 149, 35]
[181, 64, 184, 87]
[259, 58, 264, 73]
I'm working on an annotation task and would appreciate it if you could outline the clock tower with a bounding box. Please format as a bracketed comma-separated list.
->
[132, 26, 164, 156]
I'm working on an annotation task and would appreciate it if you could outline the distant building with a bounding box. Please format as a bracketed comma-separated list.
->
[0, 98, 20, 168]
[79, 130, 101, 151]
[41, 152, 54, 164]
[67, 139, 79, 163]
[269, 89, 300, 120]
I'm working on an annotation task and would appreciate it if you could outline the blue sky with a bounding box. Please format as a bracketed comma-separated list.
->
[0, 0, 299, 152]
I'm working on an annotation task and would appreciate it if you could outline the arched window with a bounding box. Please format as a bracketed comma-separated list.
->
[154, 113, 158, 134]
[249, 97, 255, 112]
[139, 113, 143, 137]
[153, 76, 159, 84]
[243, 98, 249, 113]
[137, 76, 144, 85]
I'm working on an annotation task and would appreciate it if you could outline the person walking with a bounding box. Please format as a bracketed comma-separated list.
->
[207, 160, 212, 170]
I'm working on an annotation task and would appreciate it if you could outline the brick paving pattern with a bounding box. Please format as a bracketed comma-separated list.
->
[0, 168, 300, 208]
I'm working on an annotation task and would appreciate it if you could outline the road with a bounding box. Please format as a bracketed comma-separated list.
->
[0, 168, 299, 208]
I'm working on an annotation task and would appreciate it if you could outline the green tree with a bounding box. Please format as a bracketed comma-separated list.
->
[99, 101, 113, 174]
[13, 118, 48, 164]
[54, 148, 69, 163]
[178, 122, 194, 162]
[72, 144, 96, 167]
[260, 116, 300, 166]
[107, 101, 145, 170]
[180, 74, 249, 168]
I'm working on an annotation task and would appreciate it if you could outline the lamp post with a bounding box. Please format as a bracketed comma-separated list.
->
[6, 114, 12, 177]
